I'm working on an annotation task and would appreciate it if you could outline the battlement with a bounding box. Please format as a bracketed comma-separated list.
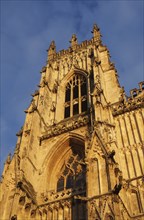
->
[47, 24, 104, 62]
[52, 39, 94, 60]
[112, 81, 144, 116]
[130, 81, 144, 98]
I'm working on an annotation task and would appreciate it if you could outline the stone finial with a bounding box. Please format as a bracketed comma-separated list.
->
[91, 24, 101, 45]
[47, 41, 56, 60]
[92, 24, 99, 32]
[69, 34, 78, 48]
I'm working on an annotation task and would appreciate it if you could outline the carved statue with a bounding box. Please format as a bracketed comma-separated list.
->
[69, 34, 78, 48]
[119, 86, 126, 104]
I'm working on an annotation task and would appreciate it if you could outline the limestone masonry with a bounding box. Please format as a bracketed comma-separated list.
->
[0, 24, 144, 220]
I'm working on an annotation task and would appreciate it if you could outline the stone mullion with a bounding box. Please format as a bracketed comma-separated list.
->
[135, 147, 144, 175]
[47, 207, 53, 220]
[83, 55, 87, 70]
[138, 185, 144, 213]
[117, 117, 130, 179]
[120, 149, 129, 179]
[97, 159, 101, 195]
[69, 201, 72, 220]
[123, 115, 137, 177]
[133, 112, 143, 143]
[42, 210, 47, 220]
[136, 111, 144, 137]
[70, 81, 73, 117]
[53, 208, 58, 220]
[128, 114, 136, 144]
[115, 119, 122, 147]
[135, 110, 144, 145]
[63, 204, 69, 220]
[128, 113, 143, 175]
[123, 115, 131, 146]
[117, 118, 125, 148]
[139, 109, 144, 124]
[81, 57, 84, 69]
[58, 206, 64, 220]
[35, 210, 41, 220]
[85, 52, 88, 71]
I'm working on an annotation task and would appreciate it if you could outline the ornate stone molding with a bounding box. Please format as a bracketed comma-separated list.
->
[112, 94, 144, 116]
[17, 176, 37, 204]
[39, 114, 90, 142]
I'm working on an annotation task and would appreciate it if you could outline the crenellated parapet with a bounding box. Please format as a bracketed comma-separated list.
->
[112, 81, 144, 116]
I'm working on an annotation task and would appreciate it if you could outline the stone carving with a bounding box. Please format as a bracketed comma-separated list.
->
[94, 120, 116, 146]
[94, 57, 101, 66]
[24, 129, 31, 137]
[52, 80, 59, 93]
[39, 76, 47, 88]
[11, 215, 17, 220]
[50, 101, 56, 112]
[69, 34, 78, 48]
[40, 115, 89, 142]
[119, 87, 126, 104]
[16, 127, 23, 136]
[91, 75, 103, 104]
[40, 66, 46, 73]
[112, 86, 144, 116]
[32, 90, 39, 97]
[16, 177, 37, 203]
[22, 147, 27, 158]
[107, 150, 116, 164]
[39, 95, 44, 105]
[24, 99, 37, 114]
[112, 183, 122, 195]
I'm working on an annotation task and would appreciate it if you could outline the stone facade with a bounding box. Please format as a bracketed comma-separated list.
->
[0, 24, 144, 220]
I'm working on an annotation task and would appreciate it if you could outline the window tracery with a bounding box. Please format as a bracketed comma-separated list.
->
[64, 74, 87, 118]
[57, 153, 86, 192]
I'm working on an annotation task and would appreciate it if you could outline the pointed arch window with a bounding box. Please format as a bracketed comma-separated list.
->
[57, 153, 86, 192]
[64, 74, 87, 118]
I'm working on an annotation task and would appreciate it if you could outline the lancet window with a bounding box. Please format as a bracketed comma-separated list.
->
[57, 153, 86, 192]
[64, 74, 87, 118]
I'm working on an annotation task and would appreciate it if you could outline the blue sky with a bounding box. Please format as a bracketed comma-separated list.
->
[0, 0, 143, 175]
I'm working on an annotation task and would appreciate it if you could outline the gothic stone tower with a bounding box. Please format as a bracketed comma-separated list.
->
[0, 25, 144, 220]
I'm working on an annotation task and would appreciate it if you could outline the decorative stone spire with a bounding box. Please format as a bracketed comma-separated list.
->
[91, 24, 102, 45]
[69, 34, 78, 49]
[47, 41, 56, 61]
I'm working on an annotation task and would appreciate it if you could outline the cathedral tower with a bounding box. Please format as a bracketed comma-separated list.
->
[0, 25, 144, 220]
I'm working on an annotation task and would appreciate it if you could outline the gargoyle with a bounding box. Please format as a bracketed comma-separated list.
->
[112, 183, 122, 195]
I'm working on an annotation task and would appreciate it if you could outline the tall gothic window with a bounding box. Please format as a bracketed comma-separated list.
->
[64, 74, 87, 118]
[57, 153, 86, 192]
